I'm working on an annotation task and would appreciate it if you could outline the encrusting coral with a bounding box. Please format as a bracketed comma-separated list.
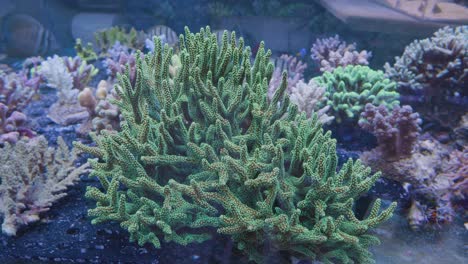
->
[0, 136, 89, 236]
[359, 103, 421, 158]
[310, 35, 372, 73]
[75, 27, 396, 263]
[313, 65, 400, 124]
[384, 26, 467, 127]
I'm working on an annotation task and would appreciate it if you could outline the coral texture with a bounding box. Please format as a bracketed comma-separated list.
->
[0, 136, 89, 236]
[310, 35, 372, 73]
[359, 103, 421, 158]
[313, 65, 400, 123]
[289, 79, 334, 124]
[75, 27, 395, 263]
[361, 139, 466, 229]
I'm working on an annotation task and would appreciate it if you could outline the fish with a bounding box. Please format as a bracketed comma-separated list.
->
[296, 48, 307, 58]
[146, 25, 178, 47]
[1, 14, 59, 57]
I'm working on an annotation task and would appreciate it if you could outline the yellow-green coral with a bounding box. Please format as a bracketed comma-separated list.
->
[75, 27, 395, 263]
[94, 26, 145, 53]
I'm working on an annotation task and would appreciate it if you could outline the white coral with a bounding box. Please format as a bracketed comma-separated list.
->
[39, 55, 75, 101]
[289, 79, 334, 124]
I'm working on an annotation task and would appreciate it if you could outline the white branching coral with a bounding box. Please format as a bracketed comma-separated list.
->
[39, 55, 74, 101]
[0, 136, 89, 236]
[289, 79, 334, 124]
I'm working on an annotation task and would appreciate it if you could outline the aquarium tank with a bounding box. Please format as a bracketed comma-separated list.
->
[0, 0, 467, 263]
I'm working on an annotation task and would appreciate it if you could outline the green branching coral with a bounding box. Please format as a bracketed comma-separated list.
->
[313, 65, 399, 123]
[74, 27, 396, 263]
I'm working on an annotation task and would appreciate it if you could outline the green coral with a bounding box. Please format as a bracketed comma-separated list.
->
[74, 27, 396, 263]
[74, 38, 98, 62]
[313, 65, 399, 123]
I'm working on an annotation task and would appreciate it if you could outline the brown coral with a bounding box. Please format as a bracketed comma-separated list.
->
[359, 103, 421, 158]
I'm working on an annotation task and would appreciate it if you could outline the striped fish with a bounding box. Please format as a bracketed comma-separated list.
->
[1, 14, 59, 57]
[146, 25, 178, 47]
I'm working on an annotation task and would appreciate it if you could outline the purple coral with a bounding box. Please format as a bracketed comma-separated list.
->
[359, 103, 422, 158]
[0, 72, 39, 112]
[310, 35, 372, 72]
[0, 103, 35, 144]
[102, 51, 142, 85]
[63, 56, 98, 90]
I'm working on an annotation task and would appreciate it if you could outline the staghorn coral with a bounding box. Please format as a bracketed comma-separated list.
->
[289, 79, 334, 124]
[310, 35, 372, 73]
[268, 54, 307, 101]
[313, 65, 400, 123]
[359, 103, 421, 158]
[0, 136, 89, 236]
[74, 27, 395, 264]
[63, 56, 99, 91]
[77, 80, 120, 135]
[384, 26, 467, 126]
[0, 103, 35, 144]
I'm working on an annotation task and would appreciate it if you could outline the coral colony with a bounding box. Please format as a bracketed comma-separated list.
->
[0, 17, 466, 263]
